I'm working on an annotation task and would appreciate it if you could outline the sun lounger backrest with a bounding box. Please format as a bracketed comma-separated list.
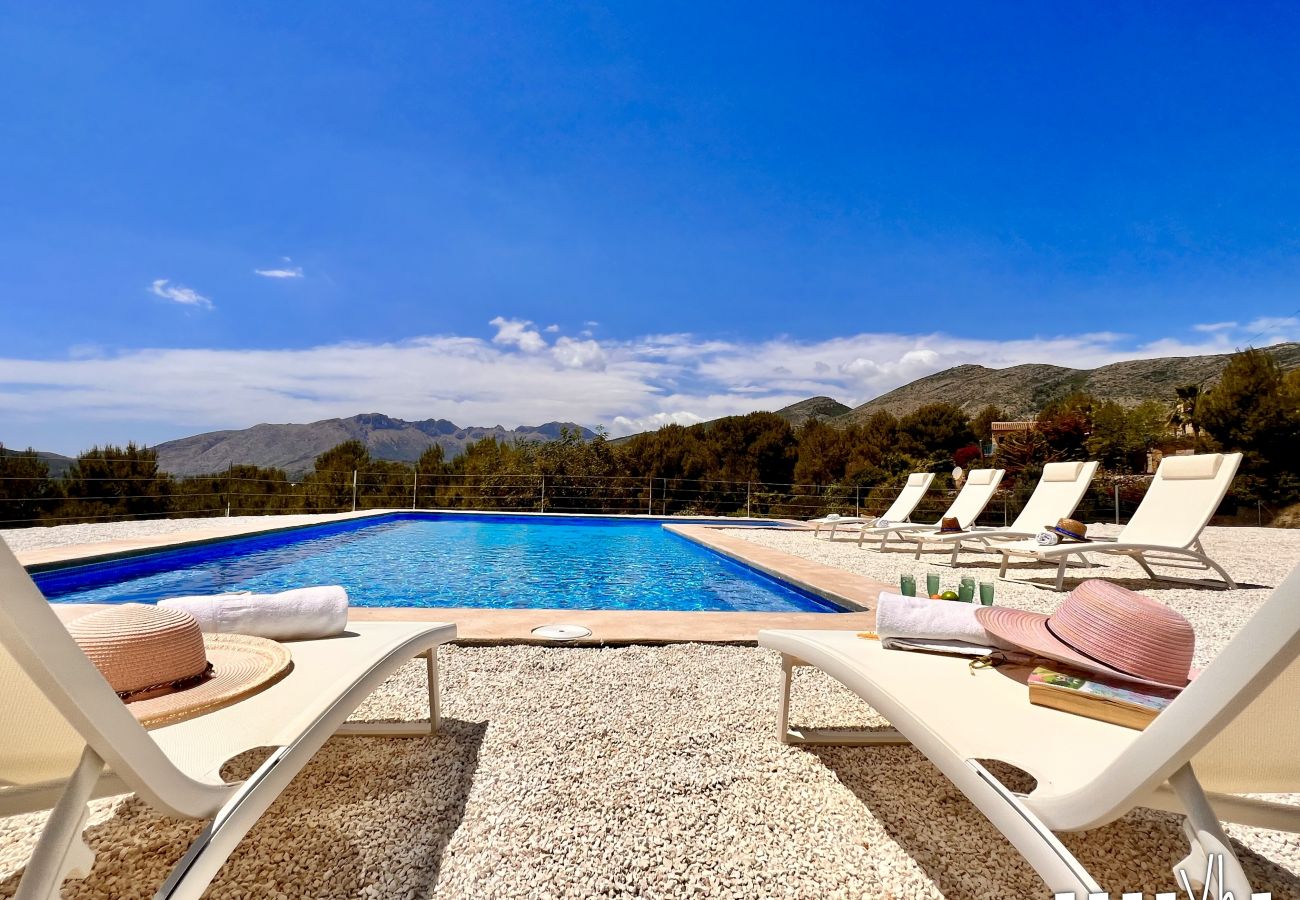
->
[880, 472, 935, 522]
[1006, 461, 1099, 533]
[1118, 453, 1241, 549]
[0, 543, 194, 806]
[1059, 559, 1300, 821]
[940, 469, 1005, 528]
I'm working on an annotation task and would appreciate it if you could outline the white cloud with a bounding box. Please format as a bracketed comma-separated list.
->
[543, 324, 560, 333]
[551, 336, 607, 371]
[489, 316, 547, 353]
[149, 279, 212, 310]
[1193, 321, 1237, 333]
[254, 257, 304, 279]
[5, 317, 1297, 451]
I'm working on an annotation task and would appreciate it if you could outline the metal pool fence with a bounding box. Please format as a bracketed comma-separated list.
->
[0, 468, 1277, 527]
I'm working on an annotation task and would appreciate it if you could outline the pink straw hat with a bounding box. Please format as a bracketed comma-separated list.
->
[974, 580, 1194, 689]
[68, 604, 292, 728]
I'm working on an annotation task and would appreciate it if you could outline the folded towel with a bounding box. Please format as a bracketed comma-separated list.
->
[875, 591, 999, 649]
[875, 518, 891, 528]
[825, 513, 841, 520]
[159, 586, 349, 640]
[1036, 531, 1061, 546]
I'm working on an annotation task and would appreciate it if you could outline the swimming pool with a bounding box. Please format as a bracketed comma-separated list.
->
[32, 513, 844, 613]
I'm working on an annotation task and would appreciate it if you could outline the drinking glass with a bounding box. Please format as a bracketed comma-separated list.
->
[899, 574, 916, 597]
[958, 579, 974, 603]
[926, 572, 940, 597]
[979, 581, 995, 606]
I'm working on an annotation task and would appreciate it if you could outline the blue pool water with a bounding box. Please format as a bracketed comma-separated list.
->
[33, 514, 843, 613]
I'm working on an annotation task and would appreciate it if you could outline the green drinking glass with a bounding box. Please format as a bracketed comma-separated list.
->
[958, 581, 974, 603]
[979, 581, 995, 606]
[899, 574, 916, 597]
[926, 572, 940, 598]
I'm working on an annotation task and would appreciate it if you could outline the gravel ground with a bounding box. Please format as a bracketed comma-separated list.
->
[0, 515, 331, 553]
[2, 519, 1299, 897]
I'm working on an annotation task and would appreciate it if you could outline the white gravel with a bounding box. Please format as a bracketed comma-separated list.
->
[2, 518, 1299, 897]
[1, 515, 332, 553]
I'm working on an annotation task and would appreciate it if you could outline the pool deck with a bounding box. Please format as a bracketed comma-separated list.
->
[21, 511, 883, 644]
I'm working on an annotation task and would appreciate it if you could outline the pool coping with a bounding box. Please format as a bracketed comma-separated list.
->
[19, 511, 885, 644]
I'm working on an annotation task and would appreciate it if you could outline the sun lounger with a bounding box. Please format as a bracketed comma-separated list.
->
[759, 558, 1300, 897]
[902, 460, 1099, 563]
[995, 452, 1241, 590]
[809, 472, 935, 538]
[0, 542, 456, 900]
[853, 468, 1005, 550]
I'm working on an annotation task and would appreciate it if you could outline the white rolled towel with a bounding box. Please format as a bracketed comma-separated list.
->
[159, 586, 349, 640]
[875, 591, 997, 647]
[1036, 531, 1061, 546]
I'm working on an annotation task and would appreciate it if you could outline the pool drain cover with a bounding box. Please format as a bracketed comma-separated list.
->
[531, 624, 592, 641]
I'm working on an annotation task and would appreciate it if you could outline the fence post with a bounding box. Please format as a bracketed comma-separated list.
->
[412, 471, 418, 510]
[1259, 499, 1263, 527]
[855, 485, 860, 517]
[1114, 483, 1120, 525]
[351, 469, 357, 513]
[540, 475, 546, 513]
[747, 482, 752, 518]
[647, 476, 653, 516]
[1002, 492, 1008, 527]
[226, 462, 232, 517]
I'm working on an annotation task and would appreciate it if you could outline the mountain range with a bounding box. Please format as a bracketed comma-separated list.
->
[836, 342, 1300, 422]
[11, 343, 1297, 476]
[151, 415, 597, 476]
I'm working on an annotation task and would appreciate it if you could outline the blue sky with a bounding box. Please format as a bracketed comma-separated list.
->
[3, 2, 1299, 454]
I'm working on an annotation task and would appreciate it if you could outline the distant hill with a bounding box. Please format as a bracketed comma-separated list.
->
[153, 414, 597, 476]
[609, 395, 852, 445]
[839, 343, 1300, 422]
[0, 447, 75, 478]
[772, 395, 853, 426]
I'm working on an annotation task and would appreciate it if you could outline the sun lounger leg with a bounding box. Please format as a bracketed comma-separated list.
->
[426, 648, 441, 734]
[334, 648, 442, 737]
[1055, 558, 1068, 591]
[998, 552, 1010, 578]
[1167, 764, 1254, 898]
[15, 746, 102, 900]
[775, 656, 907, 746]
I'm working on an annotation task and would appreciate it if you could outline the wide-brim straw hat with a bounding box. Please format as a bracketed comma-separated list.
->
[68, 604, 292, 729]
[974, 580, 1194, 689]
[1045, 517, 1089, 542]
[937, 516, 963, 534]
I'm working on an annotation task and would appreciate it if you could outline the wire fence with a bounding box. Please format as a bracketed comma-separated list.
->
[0, 468, 1279, 528]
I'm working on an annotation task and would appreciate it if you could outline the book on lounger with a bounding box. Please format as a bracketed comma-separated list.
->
[1027, 666, 1179, 730]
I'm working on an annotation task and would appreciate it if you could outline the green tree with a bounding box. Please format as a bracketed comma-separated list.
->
[898, 403, 974, 462]
[1086, 401, 1165, 473]
[1036, 393, 1094, 459]
[302, 440, 371, 511]
[58, 443, 172, 522]
[969, 404, 1005, 449]
[1197, 349, 1300, 502]
[0, 446, 57, 526]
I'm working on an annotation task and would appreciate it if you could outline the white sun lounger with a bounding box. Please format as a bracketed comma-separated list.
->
[903, 460, 1099, 563]
[809, 472, 935, 538]
[760, 558, 1300, 897]
[854, 468, 1005, 550]
[996, 452, 1242, 590]
[0, 541, 457, 900]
